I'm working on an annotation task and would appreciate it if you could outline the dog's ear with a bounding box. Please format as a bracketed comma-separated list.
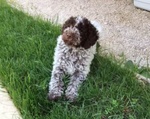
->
[80, 18, 99, 49]
[62, 17, 76, 33]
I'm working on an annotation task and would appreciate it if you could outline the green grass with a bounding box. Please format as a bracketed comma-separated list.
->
[0, 1, 150, 119]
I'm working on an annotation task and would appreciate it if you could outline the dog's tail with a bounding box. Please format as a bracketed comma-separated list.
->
[91, 20, 102, 34]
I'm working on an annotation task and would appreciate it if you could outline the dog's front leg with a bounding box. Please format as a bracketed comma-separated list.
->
[48, 67, 64, 101]
[65, 71, 86, 102]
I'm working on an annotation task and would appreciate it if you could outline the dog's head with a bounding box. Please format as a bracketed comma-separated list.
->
[62, 16, 100, 49]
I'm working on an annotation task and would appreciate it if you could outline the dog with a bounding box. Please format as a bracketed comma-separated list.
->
[48, 16, 101, 102]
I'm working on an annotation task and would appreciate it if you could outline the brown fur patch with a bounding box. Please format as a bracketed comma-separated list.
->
[77, 18, 99, 49]
[62, 17, 76, 33]
[62, 31, 76, 46]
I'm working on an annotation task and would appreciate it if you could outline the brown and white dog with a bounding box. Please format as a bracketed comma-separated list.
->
[48, 16, 101, 102]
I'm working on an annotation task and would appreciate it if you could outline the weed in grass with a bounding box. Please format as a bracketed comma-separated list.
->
[0, 1, 150, 119]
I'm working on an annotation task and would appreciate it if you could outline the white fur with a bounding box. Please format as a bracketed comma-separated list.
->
[91, 20, 102, 33]
[75, 16, 84, 24]
[53, 35, 96, 75]
[48, 36, 96, 101]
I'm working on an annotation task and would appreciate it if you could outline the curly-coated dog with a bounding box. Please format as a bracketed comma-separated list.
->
[48, 16, 101, 102]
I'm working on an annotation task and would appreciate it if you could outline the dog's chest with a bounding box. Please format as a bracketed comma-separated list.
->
[62, 47, 88, 74]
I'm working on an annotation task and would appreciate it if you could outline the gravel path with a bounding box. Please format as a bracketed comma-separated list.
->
[8, 0, 150, 67]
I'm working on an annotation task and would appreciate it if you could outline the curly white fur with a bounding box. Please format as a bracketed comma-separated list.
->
[48, 17, 101, 101]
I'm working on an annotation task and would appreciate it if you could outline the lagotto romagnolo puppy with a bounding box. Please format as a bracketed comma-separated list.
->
[48, 16, 101, 102]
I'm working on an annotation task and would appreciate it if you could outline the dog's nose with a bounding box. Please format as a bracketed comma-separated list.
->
[66, 33, 72, 39]
[63, 32, 74, 41]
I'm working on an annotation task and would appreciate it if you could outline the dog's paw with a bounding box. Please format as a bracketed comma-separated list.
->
[65, 89, 78, 102]
[47, 91, 62, 101]
[65, 94, 77, 102]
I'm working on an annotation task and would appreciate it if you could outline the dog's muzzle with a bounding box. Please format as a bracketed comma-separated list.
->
[62, 27, 80, 46]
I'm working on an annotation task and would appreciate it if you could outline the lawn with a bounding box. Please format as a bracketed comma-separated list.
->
[0, 1, 150, 119]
